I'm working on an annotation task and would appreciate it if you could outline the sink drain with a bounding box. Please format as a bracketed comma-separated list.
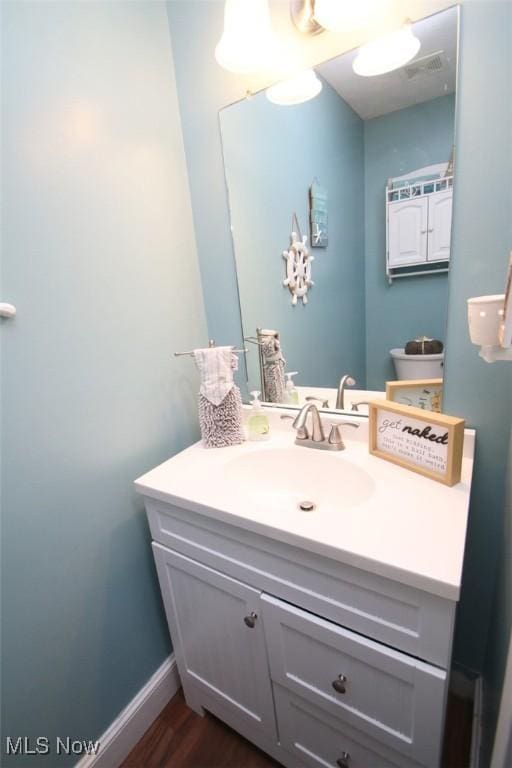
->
[298, 500, 316, 512]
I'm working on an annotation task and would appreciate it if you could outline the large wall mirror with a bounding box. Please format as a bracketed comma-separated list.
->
[220, 7, 458, 414]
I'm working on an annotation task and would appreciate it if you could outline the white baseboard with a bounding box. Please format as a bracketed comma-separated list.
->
[76, 653, 180, 768]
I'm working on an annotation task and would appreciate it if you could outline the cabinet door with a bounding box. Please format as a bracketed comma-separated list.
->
[427, 190, 453, 262]
[152, 544, 277, 742]
[387, 197, 428, 267]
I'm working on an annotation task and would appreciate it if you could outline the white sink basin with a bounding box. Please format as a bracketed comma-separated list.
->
[135, 408, 475, 600]
[225, 448, 375, 514]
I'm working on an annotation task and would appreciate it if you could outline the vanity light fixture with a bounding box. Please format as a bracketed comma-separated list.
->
[266, 69, 322, 105]
[215, 0, 278, 75]
[313, 0, 383, 32]
[352, 21, 421, 77]
[291, 0, 387, 35]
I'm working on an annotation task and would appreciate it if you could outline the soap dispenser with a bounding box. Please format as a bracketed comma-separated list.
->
[284, 372, 299, 405]
[248, 391, 270, 441]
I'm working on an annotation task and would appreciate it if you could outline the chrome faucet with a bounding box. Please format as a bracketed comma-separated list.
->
[293, 402, 325, 442]
[292, 403, 359, 451]
[336, 374, 356, 410]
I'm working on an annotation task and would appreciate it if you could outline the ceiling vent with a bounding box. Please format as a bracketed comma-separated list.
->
[403, 50, 444, 79]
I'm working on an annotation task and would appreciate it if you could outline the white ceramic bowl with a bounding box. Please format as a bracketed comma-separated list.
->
[467, 294, 505, 346]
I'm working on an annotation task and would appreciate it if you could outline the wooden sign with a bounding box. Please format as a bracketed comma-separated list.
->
[369, 400, 464, 486]
[386, 379, 443, 412]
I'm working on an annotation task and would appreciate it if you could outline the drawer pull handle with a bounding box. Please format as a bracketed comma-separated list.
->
[336, 752, 351, 767]
[332, 674, 347, 694]
[244, 612, 257, 628]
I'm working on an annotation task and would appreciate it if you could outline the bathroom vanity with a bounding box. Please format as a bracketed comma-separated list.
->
[136, 412, 474, 768]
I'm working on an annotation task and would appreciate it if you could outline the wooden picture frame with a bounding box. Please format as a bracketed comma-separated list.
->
[386, 379, 443, 412]
[369, 400, 465, 486]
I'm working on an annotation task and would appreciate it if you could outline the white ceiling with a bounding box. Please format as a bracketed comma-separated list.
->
[316, 7, 457, 121]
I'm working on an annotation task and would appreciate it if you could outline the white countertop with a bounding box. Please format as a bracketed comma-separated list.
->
[135, 409, 474, 601]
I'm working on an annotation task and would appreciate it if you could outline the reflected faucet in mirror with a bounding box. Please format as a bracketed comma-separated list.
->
[305, 396, 330, 409]
[336, 375, 356, 410]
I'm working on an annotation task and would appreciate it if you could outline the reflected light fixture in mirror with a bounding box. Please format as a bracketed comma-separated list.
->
[215, 0, 278, 74]
[266, 69, 322, 105]
[353, 21, 421, 76]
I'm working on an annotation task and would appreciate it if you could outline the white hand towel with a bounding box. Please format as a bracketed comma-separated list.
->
[193, 346, 237, 406]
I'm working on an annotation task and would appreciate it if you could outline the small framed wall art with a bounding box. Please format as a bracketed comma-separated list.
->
[369, 400, 465, 486]
[309, 180, 328, 247]
[385, 379, 443, 412]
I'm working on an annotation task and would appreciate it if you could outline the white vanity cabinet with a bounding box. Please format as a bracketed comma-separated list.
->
[387, 188, 453, 269]
[146, 498, 456, 768]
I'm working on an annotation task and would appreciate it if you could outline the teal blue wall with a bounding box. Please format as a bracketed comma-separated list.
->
[220, 83, 365, 390]
[1, 1, 207, 763]
[364, 95, 455, 390]
[441, 1, 512, 757]
[443, 0, 512, 674]
[166, 0, 247, 358]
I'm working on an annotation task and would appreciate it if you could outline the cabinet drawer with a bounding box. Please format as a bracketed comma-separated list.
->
[146, 499, 454, 668]
[274, 686, 424, 768]
[262, 594, 446, 767]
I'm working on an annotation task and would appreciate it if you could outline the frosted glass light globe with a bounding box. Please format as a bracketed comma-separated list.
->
[215, 0, 278, 75]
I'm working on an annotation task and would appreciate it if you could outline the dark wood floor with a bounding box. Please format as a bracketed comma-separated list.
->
[443, 693, 474, 768]
[122, 689, 473, 768]
[121, 690, 277, 768]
